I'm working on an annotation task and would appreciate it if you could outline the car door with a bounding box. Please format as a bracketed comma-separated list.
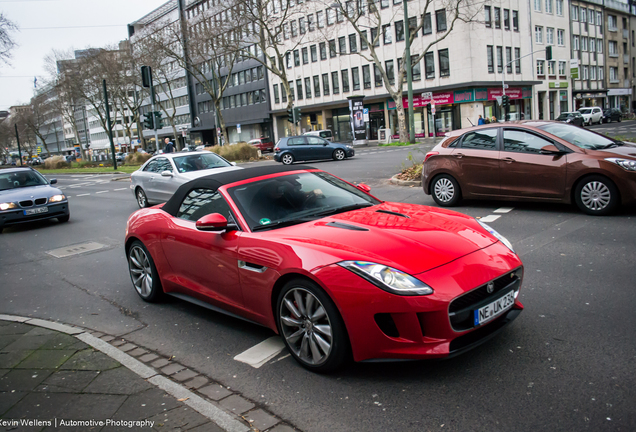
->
[149, 158, 176, 202]
[450, 128, 501, 196]
[305, 136, 333, 159]
[137, 160, 160, 201]
[286, 137, 311, 161]
[499, 128, 567, 198]
[161, 188, 244, 311]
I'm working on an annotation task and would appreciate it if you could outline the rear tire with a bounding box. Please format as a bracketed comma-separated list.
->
[431, 174, 462, 206]
[127, 240, 164, 302]
[574, 175, 619, 216]
[281, 153, 294, 165]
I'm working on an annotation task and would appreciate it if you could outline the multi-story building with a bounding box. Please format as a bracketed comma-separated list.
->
[530, 0, 572, 119]
[603, 0, 632, 110]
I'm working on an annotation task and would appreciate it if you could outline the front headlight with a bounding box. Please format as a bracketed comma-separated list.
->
[346, 145, 353, 149]
[338, 261, 433, 296]
[605, 158, 636, 171]
[477, 220, 515, 253]
[0, 202, 17, 211]
[49, 194, 66, 203]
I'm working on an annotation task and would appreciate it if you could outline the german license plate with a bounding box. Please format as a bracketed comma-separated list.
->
[474, 290, 516, 326]
[24, 207, 48, 216]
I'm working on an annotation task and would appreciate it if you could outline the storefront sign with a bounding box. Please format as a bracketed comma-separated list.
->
[349, 96, 366, 140]
[475, 88, 488, 101]
[570, 59, 579, 79]
[387, 92, 454, 110]
[559, 90, 568, 102]
[549, 82, 569, 88]
[453, 89, 474, 103]
[488, 88, 524, 99]
[607, 88, 632, 96]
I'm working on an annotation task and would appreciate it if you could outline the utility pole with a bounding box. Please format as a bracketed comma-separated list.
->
[178, 0, 197, 149]
[102, 79, 118, 170]
[14, 123, 23, 166]
[403, 0, 415, 143]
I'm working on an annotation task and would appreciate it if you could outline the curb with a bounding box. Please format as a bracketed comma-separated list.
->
[390, 174, 422, 187]
[0, 314, 298, 432]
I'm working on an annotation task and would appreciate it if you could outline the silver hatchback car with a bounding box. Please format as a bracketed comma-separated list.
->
[130, 151, 242, 208]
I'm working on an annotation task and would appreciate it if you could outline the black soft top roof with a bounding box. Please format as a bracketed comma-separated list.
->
[162, 164, 316, 216]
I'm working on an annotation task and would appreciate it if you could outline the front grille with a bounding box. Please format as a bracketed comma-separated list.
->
[35, 198, 47, 205]
[449, 269, 521, 331]
[19, 200, 33, 208]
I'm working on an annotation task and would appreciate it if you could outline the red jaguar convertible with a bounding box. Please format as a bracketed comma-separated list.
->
[125, 165, 524, 372]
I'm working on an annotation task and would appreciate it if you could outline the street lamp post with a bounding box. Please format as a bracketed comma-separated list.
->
[102, 79, 118, 170]
[403, 0, 415, 143]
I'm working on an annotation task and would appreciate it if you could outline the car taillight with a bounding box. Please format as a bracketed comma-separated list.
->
[274, 147, 281, 153]
[424, 151, 439, 163]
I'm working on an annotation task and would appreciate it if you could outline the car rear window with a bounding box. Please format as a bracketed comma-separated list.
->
[319, 131, 332, 138]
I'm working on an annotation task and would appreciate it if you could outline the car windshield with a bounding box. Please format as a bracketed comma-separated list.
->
[172, 153, 231, 173]
[556, 113, 573, 120]
[0, 170, 49, 191]
[227, 171, 381, 231]
[537, 123, 618, 150]
[578, 108, 592, 114]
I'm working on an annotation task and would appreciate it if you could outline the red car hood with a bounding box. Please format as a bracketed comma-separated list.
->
[267, 202, 498, 275]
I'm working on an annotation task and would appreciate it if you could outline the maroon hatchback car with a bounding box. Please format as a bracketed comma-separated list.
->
[248, 137, 274, 153]
[423, 121, 636, 215]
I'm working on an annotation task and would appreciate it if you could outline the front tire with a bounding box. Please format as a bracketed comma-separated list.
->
[333, 149, 346, 161]
[574, 175, 619, 216]
[276, 279, 350, 373]
[431, 174, 462, 206]
[281, 153, 294, 165]
[136, 187, 149, 208]
[127, 240, 163, 302]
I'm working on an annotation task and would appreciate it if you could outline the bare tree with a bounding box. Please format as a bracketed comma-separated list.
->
[0, 13, 17, 65]
[10, 110, 38, 160]
[315, 0, 477, 142]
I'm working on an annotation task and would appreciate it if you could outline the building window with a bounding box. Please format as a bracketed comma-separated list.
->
[580, 8, 587, 23]
[583, 65, 589, 80]
[273, 84, 279, 103]
[281, 84, 287, 102]
[286, 52, 291, 68]
[558, 60, 566, 75]
[305, 77, 312, 98]
[296, 79, 303, 100]
[349, 34, 357, 53]
[327, 7, 335, 25]
[311, 45, 317, 62]
[302, 47, 308, 64]
[590, 65, 596, 80]
[395, 20, 405, 41]
[291, 20, 298, 37]
[294, 49, 300, 66]
[546, 0, 552, 14]
[439, 49, 449, 77]
[288, 81, 294, 101]
[317, 11, 324, 28]
[573, 35, 579, 50]
[299, 17, 306, 34]
[581, 36, 588, 51]
[425, 51, 435, 78]
[504, 9, 509, 30]
[537, 59, 545, 75]
[598, 66, 604, 80]
[374, 64, 382, 86]
[590, 38, 596, 53]
[548, 60, 556, 75]
[556, 0, 563, 16]
[506, 47, 512, 73]
[383, 24, 392, 44]
[412, 56, 421, 81]
[513, 11, 518, 31]
[571, 5, 578, 21]
[385, 60, 395, 85]
[497, 46, 503, 72]
[320, 42, 327, 60]
[352, 67, 361, 90]
[597, 12, 602, 27]
[597, 38, 603, 53]
[361, 30, 368, 50]
[339, 36, 346, 54]
[381, 0, 388, 8]
[371, 27, 380, 47]
[535, 26, 543, 44]
[494, 7, 500, 29]
[534, 0, 541, 12]
[485, 6, 491, 28]
[546, 28, 554, 45]
[436, 9, 447, 32]
[608, 15, 617, 31]
[342, 70, 350, 92]
[515, 47, 521, 73]
[308, 13, 315, 31]
[408, 17, 417, 38]
[362, 65, 371, 89]
[322, 73, 330, 95]
[557, 29, 564, 46]
[487, 45, 494, 73]
[313, 75, 320, 97]
[332, 71, 339, 94]
[422, 13, 432, 35]
[329, 40, 337, 57]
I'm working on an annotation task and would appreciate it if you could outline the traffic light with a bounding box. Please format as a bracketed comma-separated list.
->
[425, 103, 432, 111]
[502, 95, 510, 108]
[143, 113, 154, 130]
[287, 107, 294, 123]
[141, 66, 152, 88]
[546, 46, 552, 61]
[153, 111, 164, 129]
[293, 107, 301, 124]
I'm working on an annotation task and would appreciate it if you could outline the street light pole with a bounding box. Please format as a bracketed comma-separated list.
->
[102, 79, 118, 170]
[14, 123, 23, 166]
[403, 0, 415, 143]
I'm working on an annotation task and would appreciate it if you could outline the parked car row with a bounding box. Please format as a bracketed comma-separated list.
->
[555, 107, 623, 126]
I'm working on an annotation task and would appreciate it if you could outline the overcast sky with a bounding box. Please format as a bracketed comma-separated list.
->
[0, 0, 166, 110]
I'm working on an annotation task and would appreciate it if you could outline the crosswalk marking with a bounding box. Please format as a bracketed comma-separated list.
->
[493, 207, 514, 214]
[480, 215, 501, 223]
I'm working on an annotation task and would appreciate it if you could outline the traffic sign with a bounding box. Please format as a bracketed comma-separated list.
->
[237, 124, 241, 134]
[431, 104, 436, 115]
[422, 92, 432, 99]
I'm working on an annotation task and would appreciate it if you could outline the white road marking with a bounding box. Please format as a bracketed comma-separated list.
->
[493, 207, 514, 214]
[76, 193, 90, 197]
[234, 336, 286, 368]
[95, 190, 109, 194]
[113, 188, 128, 191]
[480, 215, 501, 223]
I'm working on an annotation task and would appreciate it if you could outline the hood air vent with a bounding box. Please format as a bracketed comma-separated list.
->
[375, 209, 410, 218]
[325, 221, 369, 231]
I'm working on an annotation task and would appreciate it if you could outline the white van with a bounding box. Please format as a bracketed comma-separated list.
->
[303, 130, 333, 141]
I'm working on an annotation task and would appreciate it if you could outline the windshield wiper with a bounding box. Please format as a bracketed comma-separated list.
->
[313, 202, 375, 217]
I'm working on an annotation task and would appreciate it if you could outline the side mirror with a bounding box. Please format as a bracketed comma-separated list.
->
[195, 213, 237, 232]
[356, 182, 371, 193]
[540, 145, 561, 155]
[49, 179, 57, 185]
[161, 170, 173, 177]
[231, 162, 237, 166]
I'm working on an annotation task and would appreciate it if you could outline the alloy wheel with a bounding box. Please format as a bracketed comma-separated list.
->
[128, 245, 154, 298]
[282, 154, 294, 165]
[136, 189, 147, 208]
[334, 149, 345, 160]
[434, 178, 455, 203]
[580, 181, 611, 211]
[279, 288, 333, 366]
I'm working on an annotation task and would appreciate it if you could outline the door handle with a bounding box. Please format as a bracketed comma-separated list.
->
[503, 157, 515, 163]
[238, 260, 268, 273]
[453, 153, 464, 158]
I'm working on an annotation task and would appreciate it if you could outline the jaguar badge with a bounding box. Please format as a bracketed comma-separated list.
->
[487, 282, 495, 294]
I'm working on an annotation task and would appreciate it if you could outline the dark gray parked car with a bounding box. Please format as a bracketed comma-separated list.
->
[273, 136, 354, 165]
[0, 167, 69, 232]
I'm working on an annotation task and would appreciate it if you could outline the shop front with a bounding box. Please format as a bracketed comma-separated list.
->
[574, 91, 607, 111]
[607, 88, 632, 112]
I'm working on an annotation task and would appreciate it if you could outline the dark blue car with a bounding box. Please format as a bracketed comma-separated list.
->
[0, 167, 70, 232]
[274, 136, 355, 165]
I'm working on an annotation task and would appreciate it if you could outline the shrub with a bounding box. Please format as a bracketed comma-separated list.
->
[125, 153, 152, 165]
[206, 142, 259, 162]
[44, 156, 70, 169]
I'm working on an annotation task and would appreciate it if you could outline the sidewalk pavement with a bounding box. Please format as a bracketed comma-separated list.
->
[0, 317, 294, 432]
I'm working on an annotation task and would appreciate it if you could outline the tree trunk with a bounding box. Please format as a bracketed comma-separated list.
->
[393, 96, 409, 142]
[171, 124, 179, 150]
